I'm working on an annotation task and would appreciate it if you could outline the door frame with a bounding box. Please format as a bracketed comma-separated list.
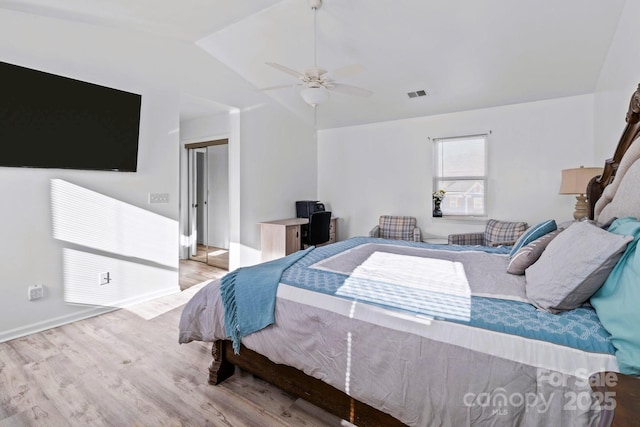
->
[185, 138, 229, 265]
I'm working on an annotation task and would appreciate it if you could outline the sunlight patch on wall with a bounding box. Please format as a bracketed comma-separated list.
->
[51, 179, 178, 268]
[63, 248, 177, 308]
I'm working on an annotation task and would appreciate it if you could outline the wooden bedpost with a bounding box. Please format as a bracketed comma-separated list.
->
[208, 340, 235, 385]
[588, 84, 640, 219]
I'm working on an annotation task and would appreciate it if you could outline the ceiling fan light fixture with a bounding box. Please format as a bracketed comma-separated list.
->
[261, 0, 371, 111]
[300, 86, 329, 107]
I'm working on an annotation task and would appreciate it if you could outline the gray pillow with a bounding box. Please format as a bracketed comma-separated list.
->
[525, 221, 633, 313]
[507, 229, 562, 275]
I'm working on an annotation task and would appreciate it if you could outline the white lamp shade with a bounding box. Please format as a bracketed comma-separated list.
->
[300, 87, 329, 107]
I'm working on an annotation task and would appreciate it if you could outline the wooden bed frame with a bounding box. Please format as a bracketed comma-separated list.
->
[588, 84, 640, 219]
[209, 340, 405, 426]
[207, 85, 640, 427]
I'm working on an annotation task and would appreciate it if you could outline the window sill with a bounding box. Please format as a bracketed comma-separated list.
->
[431, 215, 487, 225]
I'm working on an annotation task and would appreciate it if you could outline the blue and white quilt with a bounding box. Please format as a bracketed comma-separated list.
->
[280, 237, 615, 356]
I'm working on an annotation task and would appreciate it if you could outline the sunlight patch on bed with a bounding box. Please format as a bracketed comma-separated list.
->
[337, 251, 471, 321]
[345, 331, 352, 395]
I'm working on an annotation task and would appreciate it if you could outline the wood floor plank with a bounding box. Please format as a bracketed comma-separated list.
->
[40, 324, 183, 425]
[179, 259, 226, 291]
[23, 354, 112, 426]
[0, 260, 336, 427]
[219, 371, 341, 427]
[0, 344, 51, 420]
[0, 399, 70, 427]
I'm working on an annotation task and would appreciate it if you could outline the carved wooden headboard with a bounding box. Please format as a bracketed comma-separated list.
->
[588, 84, 640, 219]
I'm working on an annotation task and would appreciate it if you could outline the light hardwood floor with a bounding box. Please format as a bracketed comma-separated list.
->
[179, 258, 227, 291]
[188, 245, 229, 271]
[0, 261, 342, 427]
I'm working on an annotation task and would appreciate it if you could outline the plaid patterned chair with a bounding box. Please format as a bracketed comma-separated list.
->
[448, 219, 528, 247]
[369, 215, 422, 241]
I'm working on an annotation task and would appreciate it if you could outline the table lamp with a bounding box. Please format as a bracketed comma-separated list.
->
[559, 166, 603, 220]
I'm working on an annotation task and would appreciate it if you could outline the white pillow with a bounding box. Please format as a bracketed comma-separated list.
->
[525, 221, 633, 313]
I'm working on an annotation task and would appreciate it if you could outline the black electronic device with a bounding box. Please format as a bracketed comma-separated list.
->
[0, 61, 141, 172]
[296, 200, 325, 218]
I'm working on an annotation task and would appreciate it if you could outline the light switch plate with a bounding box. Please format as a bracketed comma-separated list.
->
[28, 284, 44, 301]
[149, 193, 169, 204]
[99, 272, 110, 286]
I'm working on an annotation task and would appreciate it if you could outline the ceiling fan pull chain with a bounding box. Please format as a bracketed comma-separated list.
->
[312, 1, 318, 67]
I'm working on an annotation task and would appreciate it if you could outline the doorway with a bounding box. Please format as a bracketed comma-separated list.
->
[186, 139, 230, 270]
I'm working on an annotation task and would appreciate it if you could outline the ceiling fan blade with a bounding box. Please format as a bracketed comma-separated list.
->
[327, 83, 373, 97]
[266, 62, 305, 79]
[328, 64, 365, 79]
[258, 83, 300, 92]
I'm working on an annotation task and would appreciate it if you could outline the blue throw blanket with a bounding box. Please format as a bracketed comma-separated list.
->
[221, 247, 314, 353]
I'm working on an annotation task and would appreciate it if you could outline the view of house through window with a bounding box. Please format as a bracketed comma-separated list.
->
[433, 134, 487, 216]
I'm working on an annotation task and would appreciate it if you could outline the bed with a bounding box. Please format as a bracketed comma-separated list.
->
[179, 84, 640, 427]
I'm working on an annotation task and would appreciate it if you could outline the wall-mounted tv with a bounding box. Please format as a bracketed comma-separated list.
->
[0, 61, 141, 172]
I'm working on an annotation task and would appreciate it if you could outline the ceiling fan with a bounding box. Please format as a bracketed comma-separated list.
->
[260, 0, 373, 107]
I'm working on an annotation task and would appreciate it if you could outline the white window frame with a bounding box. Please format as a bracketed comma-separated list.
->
[432, 134, 488, 218]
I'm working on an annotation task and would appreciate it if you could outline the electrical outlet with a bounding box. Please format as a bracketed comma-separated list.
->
[99, 272, 111, 286]
[28, 284, 44, 301]
[148, 193, 169, 204]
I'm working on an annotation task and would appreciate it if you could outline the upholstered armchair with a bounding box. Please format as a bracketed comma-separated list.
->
[369, 215, 422, 241]
[448, 219, 528, 247]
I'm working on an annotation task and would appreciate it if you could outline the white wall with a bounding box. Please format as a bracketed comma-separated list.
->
[238, 102, 318, 266]
[594, 0, 640, 160]
[318, 95, 596, 240]
[180, 115, 232, 143]
[0, 12, 181, 341]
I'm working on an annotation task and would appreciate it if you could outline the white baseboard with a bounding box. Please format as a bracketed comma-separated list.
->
[0, 285, 179, 343]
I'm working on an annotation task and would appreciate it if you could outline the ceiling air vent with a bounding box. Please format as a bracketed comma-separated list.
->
[407, 90, 428, 98]
[407, 90, 427, 98]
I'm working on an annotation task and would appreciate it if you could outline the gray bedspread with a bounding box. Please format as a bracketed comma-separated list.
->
[310, 242, 529, 302]
[179, 239, 610, 426]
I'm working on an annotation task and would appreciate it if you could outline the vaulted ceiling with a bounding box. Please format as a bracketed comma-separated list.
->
[0, 0, 627, 129]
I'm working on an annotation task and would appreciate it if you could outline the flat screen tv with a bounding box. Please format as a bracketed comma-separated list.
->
[0, 61, 141, 172]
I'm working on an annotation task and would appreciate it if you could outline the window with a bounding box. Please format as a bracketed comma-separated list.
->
[433, 134, 487, 217]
